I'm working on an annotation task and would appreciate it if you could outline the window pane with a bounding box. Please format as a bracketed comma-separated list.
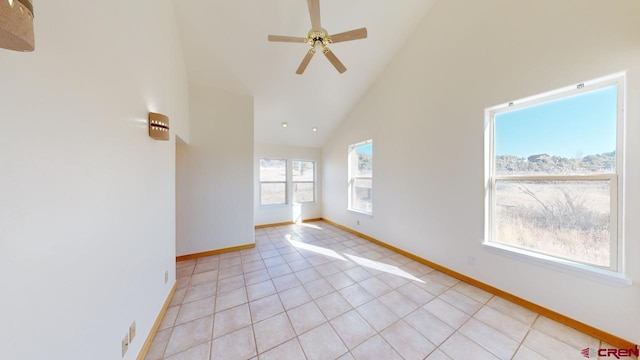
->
[260, 159, 286, 181]
[495, 85, 617, 176]
[293, 182, 314, 203]
[293, 161, 314, 182]
[351, 178, 372, 213]
[261, 183, 286, 205]
[494, 179, 610, 267]
[354, 143, 373, 177]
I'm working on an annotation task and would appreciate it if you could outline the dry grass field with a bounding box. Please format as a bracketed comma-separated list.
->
[494, 180, 611, 267]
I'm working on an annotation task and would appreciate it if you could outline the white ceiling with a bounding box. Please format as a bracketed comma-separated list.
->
[173, 0, 436, 148]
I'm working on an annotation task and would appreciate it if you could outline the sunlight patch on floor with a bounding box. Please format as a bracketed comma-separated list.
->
[285, 234, 424, 282]
[297, 222, 323, 230]
[345, 253, 425, 283]
[287, 236, 347, 261]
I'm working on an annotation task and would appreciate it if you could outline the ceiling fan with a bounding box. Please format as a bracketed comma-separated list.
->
[268, 0, 368, 74]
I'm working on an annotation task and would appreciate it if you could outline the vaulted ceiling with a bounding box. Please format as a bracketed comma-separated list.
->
[173, 0, 436, 147]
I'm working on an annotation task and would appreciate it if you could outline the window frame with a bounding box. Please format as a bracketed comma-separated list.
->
[348, 140, 373, 215]
[292, 159, 316, 204]
[259, 157, 288, 206]
[484, 73, 625, 274]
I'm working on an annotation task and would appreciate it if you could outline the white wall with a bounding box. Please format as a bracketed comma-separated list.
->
[323, 0, 640, 344]
[254, 142, 322, 226]
[176, 83, 254, 256]
[0, 1, 189, 359]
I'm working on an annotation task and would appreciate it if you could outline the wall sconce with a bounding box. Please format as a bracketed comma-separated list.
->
[149, 112, 170, 141]
[0, 0, 35, 52]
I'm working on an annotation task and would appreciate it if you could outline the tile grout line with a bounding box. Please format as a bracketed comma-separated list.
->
[430, 282, 487, 360]
[512, 314, 542, 359]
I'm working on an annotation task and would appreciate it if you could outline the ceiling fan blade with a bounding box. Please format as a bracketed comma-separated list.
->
[330, 27, 368, 44]
[307, 0, 321, 30]
[323, 49, 346, 74]
[296, 50, 316, 75]
[268, 35, 307, 43]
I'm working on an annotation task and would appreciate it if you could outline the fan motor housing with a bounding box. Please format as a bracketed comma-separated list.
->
[307, 30, 332, 49]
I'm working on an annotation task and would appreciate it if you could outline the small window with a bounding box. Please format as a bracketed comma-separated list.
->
[348, 140, 373, 214]
[292, 160, 315, 203]
[486, 74, 624, 271]
[260, 158, 287, 205]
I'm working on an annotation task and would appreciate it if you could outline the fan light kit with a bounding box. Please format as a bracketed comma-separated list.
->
[0, 0, 35, 52]
[268, 0, 367, 74]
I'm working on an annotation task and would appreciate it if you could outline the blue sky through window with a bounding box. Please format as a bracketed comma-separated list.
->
[356, 143, 373, 155]
[495, 85, 617, 158]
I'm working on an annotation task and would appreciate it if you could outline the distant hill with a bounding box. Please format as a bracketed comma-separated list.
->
[496, 151, 615, 174]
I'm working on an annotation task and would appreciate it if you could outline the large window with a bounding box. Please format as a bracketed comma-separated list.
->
[260, 158, 287, 205]
[349, 140, 373, 214]
[485, 74, 624, 271]
[292, 160, 315, 203]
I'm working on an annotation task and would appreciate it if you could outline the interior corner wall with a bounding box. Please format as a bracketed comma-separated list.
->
[0, 1, 189, 359]
[176, 83, 254, 256]
[254, 142, 323, 226]
[322, 0, 640, 344]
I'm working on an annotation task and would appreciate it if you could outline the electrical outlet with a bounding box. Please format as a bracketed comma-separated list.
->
[356, 220, 360, 225]
[122, 333, 129, 357]
[467, 256, 475, 265]
[129, 321, 136, 342]
[165, 270, 169, 284]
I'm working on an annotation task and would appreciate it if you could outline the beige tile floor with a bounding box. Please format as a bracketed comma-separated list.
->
[145, 221, 621, 360]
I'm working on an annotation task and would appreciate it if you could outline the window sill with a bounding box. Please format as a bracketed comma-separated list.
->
[482, 242, 632, 287]
[259, 203, 289, 208]
[348, 208, 373, 217]
[259, 202, 317, 207]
